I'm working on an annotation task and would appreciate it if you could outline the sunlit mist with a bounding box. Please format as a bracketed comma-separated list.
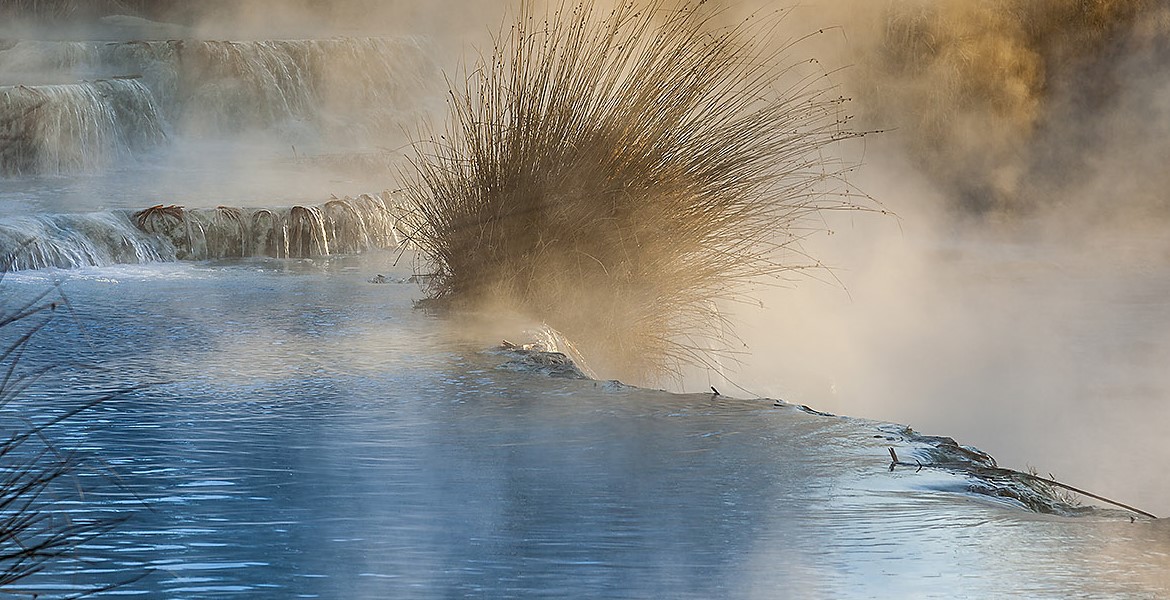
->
[0, 1, 1167, 597]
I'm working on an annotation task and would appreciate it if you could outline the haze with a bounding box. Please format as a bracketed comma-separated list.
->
[4, 0, 1167, 516]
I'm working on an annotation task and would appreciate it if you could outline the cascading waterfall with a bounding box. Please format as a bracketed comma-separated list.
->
[0, 192, 402, 271]
[132, 192, 402, 261]
[0, 211, 174, 270]
[0, 37, 438, 140]
[0, 34, 423, 265]
[167, 37, 438, 138]
[0, 39, 102, 81]
[0, 78, 166, 176]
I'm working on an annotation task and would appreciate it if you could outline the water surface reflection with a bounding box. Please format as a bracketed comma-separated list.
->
[3, 260, 1167, 598]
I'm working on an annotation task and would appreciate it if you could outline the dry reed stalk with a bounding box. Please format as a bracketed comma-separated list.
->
[400, 0, 873, 382]
[0, 265, 135, 594]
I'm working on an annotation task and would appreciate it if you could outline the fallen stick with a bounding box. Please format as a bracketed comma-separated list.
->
[888, 447, 1158, 519]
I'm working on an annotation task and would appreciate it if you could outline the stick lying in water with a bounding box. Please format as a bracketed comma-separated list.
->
[887, 447, 1158, 519]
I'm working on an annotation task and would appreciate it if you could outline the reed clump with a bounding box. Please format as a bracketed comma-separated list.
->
[400, 0, 870, 382]
[0, 271, 130, 593]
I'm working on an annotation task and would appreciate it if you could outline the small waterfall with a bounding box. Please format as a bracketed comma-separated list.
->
[0, 39, 102, 80]
[0, 211, 174, 271]
[0, 193, 403, 271]
[151, 37, 438, 138]
[0, 37, 439, 140]
[0, 78, 166, 176]
[133, 192, 403, 261]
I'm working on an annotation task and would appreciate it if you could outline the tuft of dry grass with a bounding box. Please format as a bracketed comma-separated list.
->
[399, 0, 872, 382]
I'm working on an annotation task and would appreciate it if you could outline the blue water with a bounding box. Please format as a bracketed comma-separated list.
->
[0, 258, 1166, 599]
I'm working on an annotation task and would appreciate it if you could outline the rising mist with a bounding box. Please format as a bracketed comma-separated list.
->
[3, 0, 1168, 515]
[694, 0, 1170, 515]
[852, 0, 1170, 215]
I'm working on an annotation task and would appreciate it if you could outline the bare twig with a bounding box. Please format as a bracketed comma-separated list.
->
[887, 447, 1158, 519]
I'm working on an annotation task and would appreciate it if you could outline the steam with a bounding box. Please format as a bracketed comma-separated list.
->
[2, 0, 1168, 515]
[846, 0, 1170, 215]
[684, 0, 1170, 514]
[0, 4, 452, 213]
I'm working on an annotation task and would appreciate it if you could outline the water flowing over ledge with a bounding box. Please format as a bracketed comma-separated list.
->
[134, 192, 402, 260]
[0, 78, 165, 176]
[0, 192, 402, 270]
[0, 37, 439, 137]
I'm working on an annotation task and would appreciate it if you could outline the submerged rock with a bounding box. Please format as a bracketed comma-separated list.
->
[884, 425, 1105, 517]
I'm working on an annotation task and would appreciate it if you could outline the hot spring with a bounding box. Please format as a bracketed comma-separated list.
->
[0, 1, 1167, 598]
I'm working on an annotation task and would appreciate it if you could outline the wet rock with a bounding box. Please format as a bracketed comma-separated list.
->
[494, 341, 589, 380]
[796, 404, 837, 418]
[885, 426, 1098, 516]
